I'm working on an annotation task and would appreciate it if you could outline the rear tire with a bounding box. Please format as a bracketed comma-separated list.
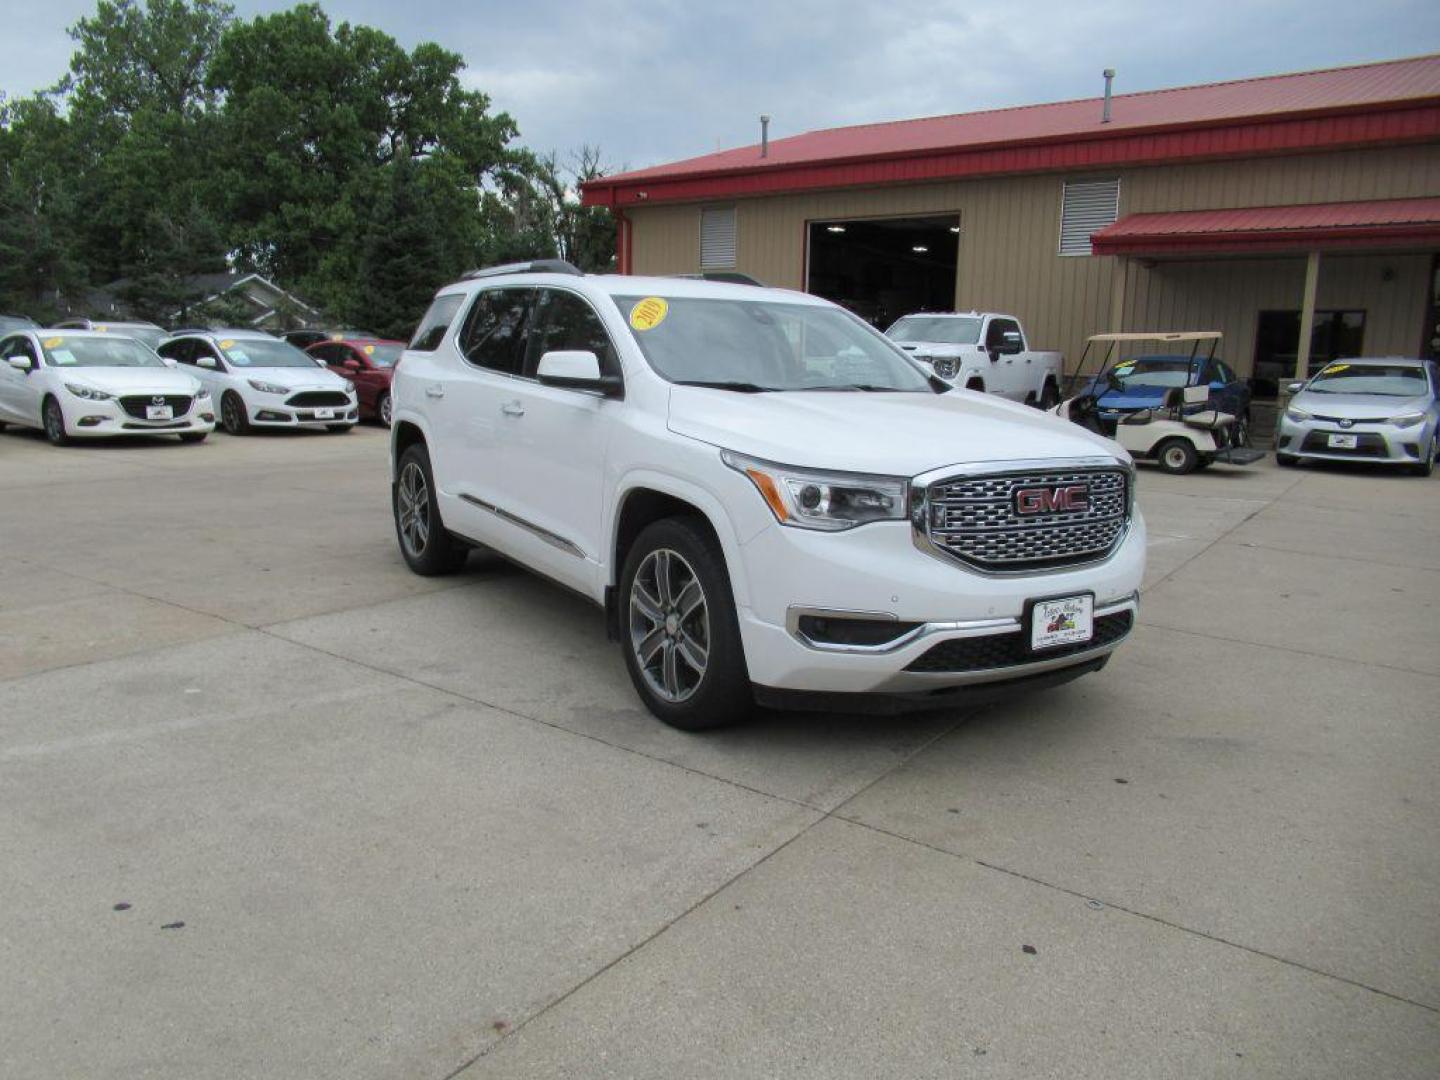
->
[619, 517, 752, 731]
[1156, 437, 1198, 475]
[1036, 380, 1060, 410]
[42, 396, 71, 447]
[220, 391, 249, 435]
[1233, 410, 1252, 448]
[393, 443, 468, 575]
[178, 432, 207, 444]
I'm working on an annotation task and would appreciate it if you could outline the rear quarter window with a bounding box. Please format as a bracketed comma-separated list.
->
[409, 294, 466, 352]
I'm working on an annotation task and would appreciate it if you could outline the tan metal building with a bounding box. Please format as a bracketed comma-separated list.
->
[583, 56, 1440, 404]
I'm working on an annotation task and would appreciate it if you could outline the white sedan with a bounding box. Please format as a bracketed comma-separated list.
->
[157, 331, 358, 435]
[0, 329, 215, 445]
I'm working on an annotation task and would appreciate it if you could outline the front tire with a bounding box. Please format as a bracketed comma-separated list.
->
[393, 443, 468, 575]
[220, 391, 250, 435]
[619, 517, 752, 731]
[42, 396, 71, 446]
[377, 392, 393, 428]
[1413, 435, 1436, 478]
[1156, 437, 1198, 475]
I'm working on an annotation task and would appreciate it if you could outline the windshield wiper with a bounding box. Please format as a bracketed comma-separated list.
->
[671, 379, 773, 393]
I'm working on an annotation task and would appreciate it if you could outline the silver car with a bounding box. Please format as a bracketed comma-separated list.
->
[1277, 357, 1439, 476]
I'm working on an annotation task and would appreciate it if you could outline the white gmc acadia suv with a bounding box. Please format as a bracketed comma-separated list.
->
[391, 261, 1145, 730]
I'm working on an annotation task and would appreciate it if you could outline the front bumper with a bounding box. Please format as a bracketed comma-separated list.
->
[1278, 415, 1434, 465]
[245, 393, 359, 427]
[734, 512, 1146, 694]
[60, 394, 216, 437]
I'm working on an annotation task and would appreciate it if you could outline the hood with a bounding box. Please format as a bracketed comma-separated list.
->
[237, 366, 350, 390]
[667, 387, 1125, 475]
[1292, 391, 1431, 420]
[58, 367, 202, 396]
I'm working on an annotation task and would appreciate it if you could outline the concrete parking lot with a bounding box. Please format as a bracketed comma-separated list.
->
[1, 423, 1437, 1079]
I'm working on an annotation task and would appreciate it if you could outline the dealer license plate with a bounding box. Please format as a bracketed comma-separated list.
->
[146, 405, 173, 420]
[1327, 433, 1358, 449]
[1031, 595, 1094, 651]
[313, 407, 335, 419]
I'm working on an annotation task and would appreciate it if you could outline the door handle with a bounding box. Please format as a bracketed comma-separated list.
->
[501, 401, 525, 417]
[425, 385, 445, 399]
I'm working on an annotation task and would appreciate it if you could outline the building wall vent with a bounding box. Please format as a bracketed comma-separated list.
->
[700, 206, 738, 268]
[1058, 179, 1120, 256]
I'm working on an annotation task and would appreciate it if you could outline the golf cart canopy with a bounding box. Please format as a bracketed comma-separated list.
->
[1084, 332, 1222, 344]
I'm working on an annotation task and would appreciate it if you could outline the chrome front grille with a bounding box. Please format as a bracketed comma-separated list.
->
[918, 466, 1130, 572]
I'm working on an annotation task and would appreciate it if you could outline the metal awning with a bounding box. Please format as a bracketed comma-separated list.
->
[1090, 197, 1440, 256]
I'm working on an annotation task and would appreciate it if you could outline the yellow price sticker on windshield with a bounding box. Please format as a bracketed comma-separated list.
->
[42, 337, 63, 349]
[219, 339, 235, 349]
[364, 345, 375, 355]
[629, 297, 669, 331]
[1322, 363, 1350, 374]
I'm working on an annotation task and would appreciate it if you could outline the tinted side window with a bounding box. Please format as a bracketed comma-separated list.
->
[311, 344, 341, 365]
[986, 319, 1020, 348]
[458, 289, 534, 376]
[524, 290, 620, 377]
[410, 294, 465, 352]
[159, 339, 191, 364]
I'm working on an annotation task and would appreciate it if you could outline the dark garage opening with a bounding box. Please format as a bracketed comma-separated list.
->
[806, 215, 959, 329]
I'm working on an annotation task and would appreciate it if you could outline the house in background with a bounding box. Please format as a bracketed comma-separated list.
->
[80, 271, 323, 331]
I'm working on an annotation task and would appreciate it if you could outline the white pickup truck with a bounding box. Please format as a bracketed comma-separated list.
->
[886, 312, 1064, 408]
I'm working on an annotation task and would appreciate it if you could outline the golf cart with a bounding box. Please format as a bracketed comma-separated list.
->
[1052, 332, 1267, 475]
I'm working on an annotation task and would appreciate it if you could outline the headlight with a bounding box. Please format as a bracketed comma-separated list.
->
[195, 387, 211, 399]
[1284, 407, 1311, 422]
[721, 450, 906, 531]
[1387, 412, 1426, 427]
[248, 379, 290, 394]
[343, 379, 356, 394]
[64, 383, 112, 400]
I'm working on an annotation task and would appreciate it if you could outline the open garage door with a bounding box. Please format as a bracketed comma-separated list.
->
[806, 215, 959, 329]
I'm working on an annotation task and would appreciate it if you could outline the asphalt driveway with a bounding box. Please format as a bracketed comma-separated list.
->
[1, 424, 1437, 1078]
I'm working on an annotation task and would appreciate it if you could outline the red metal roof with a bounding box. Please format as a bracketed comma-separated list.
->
[583, 55, 1440, 207]
[1090, 197, 1440, 255]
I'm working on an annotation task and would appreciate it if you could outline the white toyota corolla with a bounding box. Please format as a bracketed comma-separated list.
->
[0, 329, 215, 445]
[157, 331, 358, 435]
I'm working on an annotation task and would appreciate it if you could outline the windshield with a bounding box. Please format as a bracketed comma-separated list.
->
[1307, 362, 1429, 396]
[217, 337, 320, 369]
[614, 295, 934, 392]
[886, 316, 982, 345]
[41, 335, 165, 368]
[96, 325, 166, 350]
[1110, 357, 1196, 389]
[363, 344, 404, 368]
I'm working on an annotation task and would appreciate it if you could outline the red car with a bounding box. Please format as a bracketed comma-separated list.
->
[306, 338, 405, 426]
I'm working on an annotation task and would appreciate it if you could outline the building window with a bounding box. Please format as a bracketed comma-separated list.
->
[1058, 179, 1120, 256]
[700, 206, 737, 269]
[1252, 309, 1366, 398]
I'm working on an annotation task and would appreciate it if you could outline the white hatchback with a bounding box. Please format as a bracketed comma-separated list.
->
[158, 331, 358, 435]
[0, 329, 215, 445]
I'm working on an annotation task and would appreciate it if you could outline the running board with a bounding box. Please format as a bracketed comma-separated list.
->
[1212, 447, 1267, 466]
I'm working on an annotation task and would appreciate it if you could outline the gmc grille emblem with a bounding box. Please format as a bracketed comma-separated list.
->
[1015, 484, 1091, 515]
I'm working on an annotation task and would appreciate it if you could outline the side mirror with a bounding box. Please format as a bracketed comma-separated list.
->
[8, 355, 32, 372]
[196, 355, 218, 370]
[535, 350, 621, 396]
[343, 358, 362, 371]
[1286, 381, 1303, 394]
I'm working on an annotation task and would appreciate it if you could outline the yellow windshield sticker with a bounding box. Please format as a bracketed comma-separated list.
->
[219, 339, 235, 350]
[1322, 363, 1350, 374]
[364, 344, 375, 355]
[629, 297, 669, 332]
[94, 325, 107, 332]
[330, 332, 344, 340]
[1113, 362, 1135, 372]
[43, 337, 63, 349]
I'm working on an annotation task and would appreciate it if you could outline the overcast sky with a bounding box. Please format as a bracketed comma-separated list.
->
[4, 0, 1438, 173]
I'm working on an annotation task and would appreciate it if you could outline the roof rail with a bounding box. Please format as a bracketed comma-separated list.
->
[667, 271, 766, 286]
[463, 259, 583, 280]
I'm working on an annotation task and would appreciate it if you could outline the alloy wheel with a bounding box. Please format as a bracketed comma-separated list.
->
[1163, 444, 1188, 470]
[44, 400, 63, 442]
[222, 395, 240, 433]
[629, 548, 710, 703]
[379, 395, 393, 426]
[396, 461, 430, 557]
